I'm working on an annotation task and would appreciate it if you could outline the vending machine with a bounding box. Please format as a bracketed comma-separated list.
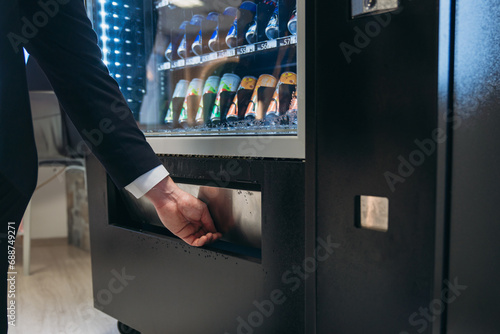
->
[86, 0, 306, 333]
[86, 0, 500, 333]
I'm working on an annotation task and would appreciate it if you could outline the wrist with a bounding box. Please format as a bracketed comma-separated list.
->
[144, 176, 179, 208]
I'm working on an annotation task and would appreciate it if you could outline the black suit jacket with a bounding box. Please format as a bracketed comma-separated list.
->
[0, 0, 161, 194]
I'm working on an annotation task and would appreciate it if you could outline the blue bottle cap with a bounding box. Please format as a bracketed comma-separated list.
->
[190, 14, 205, 26]
[207, 12, 219, 21]
[240, 1, 257, 13]
[223, 7, 237, 17]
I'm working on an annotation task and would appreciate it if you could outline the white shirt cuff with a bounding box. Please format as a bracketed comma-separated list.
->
[124, 165, 169, 199]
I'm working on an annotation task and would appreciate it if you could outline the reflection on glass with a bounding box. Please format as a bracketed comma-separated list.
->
[93, 0, 147, 120]
[94, 0, 299, 136]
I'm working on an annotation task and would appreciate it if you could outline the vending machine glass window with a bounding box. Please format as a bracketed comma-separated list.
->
[91, 0, 304, 158]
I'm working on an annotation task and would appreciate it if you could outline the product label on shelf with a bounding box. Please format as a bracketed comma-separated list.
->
[237, 44, 255, 55]
[279, 35, 297, 47]
[217, 49, 236, 58]
[158, 62, 171, 71]
[185, 56, 201, 66]
[158, 37, 295, 72]
[202, 52, 218, 63]
[256, 39, 277, 51]
[172, 59, 186, 68]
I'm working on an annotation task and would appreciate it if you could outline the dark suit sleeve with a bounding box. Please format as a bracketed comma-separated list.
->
[19, 0, 161, 189]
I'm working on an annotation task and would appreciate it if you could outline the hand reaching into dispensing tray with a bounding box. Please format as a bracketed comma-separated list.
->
[144, 176, 222, 247]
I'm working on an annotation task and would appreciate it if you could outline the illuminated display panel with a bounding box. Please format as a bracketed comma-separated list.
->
[92, 0, 303, 158]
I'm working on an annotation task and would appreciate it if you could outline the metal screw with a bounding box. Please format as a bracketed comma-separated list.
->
[364, 0, 377, 10]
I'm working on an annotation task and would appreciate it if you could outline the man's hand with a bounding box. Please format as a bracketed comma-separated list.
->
[144, 176, 221, 247]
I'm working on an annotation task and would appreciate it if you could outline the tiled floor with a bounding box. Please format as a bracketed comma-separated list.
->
[8, 238, 119, 334]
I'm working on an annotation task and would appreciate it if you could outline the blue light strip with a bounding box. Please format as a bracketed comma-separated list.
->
[99, 0, 109, 66]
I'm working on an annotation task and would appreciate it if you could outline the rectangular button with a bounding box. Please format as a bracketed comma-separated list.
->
[358, 195, 389, 232]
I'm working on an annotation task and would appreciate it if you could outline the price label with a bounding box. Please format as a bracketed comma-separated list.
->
[218, 49, 236, 58]
[279, 37, 291, 47]
[279, 36, 298, 47]
[256, 39, 277, 51]
[202, 52, 218, 63]
[158, 62, 171, 71]
[237, 44, 255, 55]
[186, 56, 201, 66]
[172, 59, 185, 68]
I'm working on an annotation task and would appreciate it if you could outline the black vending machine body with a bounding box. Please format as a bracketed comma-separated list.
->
[86, 0, 500, 333]
[87, 155, 305, 333]
[87, 0, 307, 332]
[311, 0, 442, 332]
[445, 0, 500, 332]
[309, 0, 500, 334]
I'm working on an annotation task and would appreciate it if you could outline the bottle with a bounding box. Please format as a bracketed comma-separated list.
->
[226, 76, 257, 121]
[164, 79, 189, 127]
[265, 1, 279, 40]
[177, 14, 204, 59]
[226, 1, 257, 49]
[286, 90, 298, 125]
[192, 12, 219, 56]
[195, 76, 220, 125]
[210, 73, 241, 124]
[245, 13, 258, 44]
[244, 74, 277, 121]
[266, 72, 297, 121]
[179, 78, 204, 127]
[209, 7, 237, 52]
[288, 7, 297, 35]
[165, 20, 188, 61]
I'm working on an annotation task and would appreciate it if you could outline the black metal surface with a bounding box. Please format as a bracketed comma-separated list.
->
[303, 0, 318, 332]
[87, 155, 305, 333]
[446, 1, 500, 333]
[434, 0, 454, 333]
[313, 0, 441, 333]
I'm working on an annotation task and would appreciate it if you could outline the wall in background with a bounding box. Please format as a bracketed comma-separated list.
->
[66, 168, 90, 251]
[30, 166, 68, 239]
